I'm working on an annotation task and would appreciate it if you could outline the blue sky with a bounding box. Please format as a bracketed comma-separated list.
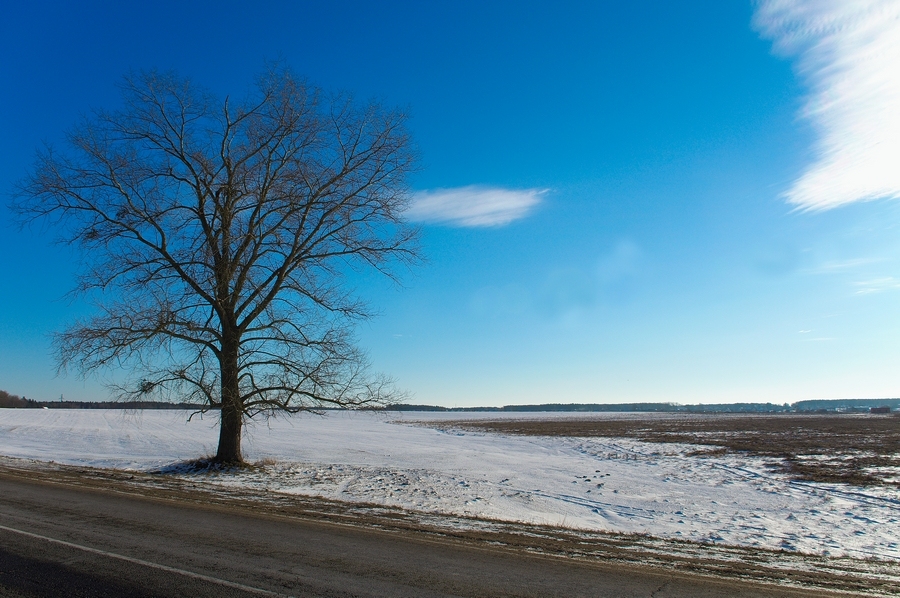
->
[2, 1, 900, 406]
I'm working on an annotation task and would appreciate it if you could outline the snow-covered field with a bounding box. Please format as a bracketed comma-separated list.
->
[1, 408, 898, 561]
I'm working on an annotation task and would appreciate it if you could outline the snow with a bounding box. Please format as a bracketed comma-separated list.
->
[1, 408, 898, 560]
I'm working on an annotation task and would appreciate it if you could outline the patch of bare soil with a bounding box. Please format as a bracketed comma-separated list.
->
[1, 457, 897, 596]
[447, 414, 900, 487]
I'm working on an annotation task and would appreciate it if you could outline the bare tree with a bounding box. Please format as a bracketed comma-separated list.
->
[15, 68, 418, 464]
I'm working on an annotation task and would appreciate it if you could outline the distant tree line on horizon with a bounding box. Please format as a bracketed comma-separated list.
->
[0, 390, 204, 410]
[388, 399, 898, 413]
[3, 388, 895, 413]
[0, 390, 32, 408]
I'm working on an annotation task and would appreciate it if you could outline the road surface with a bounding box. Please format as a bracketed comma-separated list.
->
[0, 471, 862, 597]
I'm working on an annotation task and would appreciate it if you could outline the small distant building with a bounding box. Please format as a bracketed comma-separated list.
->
[871, 406, 891, 414]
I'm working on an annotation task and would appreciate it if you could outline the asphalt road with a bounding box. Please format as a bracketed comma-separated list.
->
[0, 473, 855, 597]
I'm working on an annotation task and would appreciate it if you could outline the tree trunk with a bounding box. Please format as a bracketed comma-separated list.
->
[215, 332, 243, 464]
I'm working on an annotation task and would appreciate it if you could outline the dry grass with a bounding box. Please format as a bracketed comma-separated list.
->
[451, 414, 900, 487]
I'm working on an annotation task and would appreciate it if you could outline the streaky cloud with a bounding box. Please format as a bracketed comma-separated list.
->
[407, 186, 545, 227]
[754, 0, 900, 210]
[853, 276, 900, 294]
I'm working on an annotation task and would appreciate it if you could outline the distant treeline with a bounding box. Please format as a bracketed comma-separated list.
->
[387, 402, 793, 413]
[386, 399, 898, 413]
[45, 401, 208, 410]
[0, 390, 207, 410]
[0, 390, 31, 408]
[2, 388, 897, 413]
[791, 398, 900, 411]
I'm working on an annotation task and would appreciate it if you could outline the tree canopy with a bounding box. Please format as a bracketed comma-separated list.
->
[15, 68, 419, 463]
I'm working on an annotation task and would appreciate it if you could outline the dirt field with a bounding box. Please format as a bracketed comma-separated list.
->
[449, 413, 900, 487]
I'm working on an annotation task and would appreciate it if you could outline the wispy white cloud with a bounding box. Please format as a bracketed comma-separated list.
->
[754, 1, 900, 210]
[407, 186, 545, 227]
[853, 276, 900, 294]
[804, 257, 879, 274]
